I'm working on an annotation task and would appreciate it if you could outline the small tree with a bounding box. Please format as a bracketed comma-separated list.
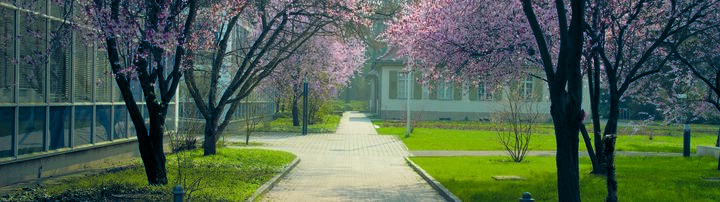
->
[242, 97, 267, 145]
[183, 1, 369, 155]
[493, 85, 542, 163]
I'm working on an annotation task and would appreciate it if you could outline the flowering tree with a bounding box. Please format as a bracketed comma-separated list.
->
[78, 0, 198, 185]
[384, 0, 586, 200]
[584, 1, 720, 200]
[671, 25, 720, 170]
[270, 36, 365, 126]
[183, 0, 369, 155]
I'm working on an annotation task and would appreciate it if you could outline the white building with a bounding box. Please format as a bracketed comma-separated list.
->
[368, 48, 590, 121]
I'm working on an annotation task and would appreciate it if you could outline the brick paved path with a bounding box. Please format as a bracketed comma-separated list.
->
[251, 112, 444, 202]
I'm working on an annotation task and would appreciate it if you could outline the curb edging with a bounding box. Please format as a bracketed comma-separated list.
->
[246, 157, 301, 202]
[405, 157, 462, 202]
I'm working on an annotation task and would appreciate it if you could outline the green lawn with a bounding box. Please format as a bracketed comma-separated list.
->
[258, 114, 341, 133]
[375, 119, 720, 137]
[376, 124, 718, 153]
[411, 156, 720, 201]
[1, 148, 295, 201]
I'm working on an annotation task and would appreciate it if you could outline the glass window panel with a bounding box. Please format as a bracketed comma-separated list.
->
[437, 82, 453, 100]
[18, 14, 46, 103]
[50, 1, 71, 18]
[95, 105, 112, 142]
[131, 81, 143, 102]
[166, 104, 176, 131]
[520, 77, 533, 99]
[397, 73, 408, 99]
[114, 105, 128, 139]
[17, 0, 47, 15]
[73, 37, 93, 102]
[18, 107, 45, 155]
[49, 21, 71, 103]
[73, 106, 92, 146]
[114, 77, 124, 102]
[0, 107, 13, 158]
[0, 8, 14, 103]
[96, 50, 112, 102]
[49, 106, 70, 150]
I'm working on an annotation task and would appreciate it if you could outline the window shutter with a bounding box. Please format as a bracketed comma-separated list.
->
[469, 85, 478, 101]
[454, 83, 462, 100]
[389, 71, 397, 99]
[96, 49, 112, 102]
[413, 74, 422, 100]
[533, 78, 544, 102]
[494, 88, 503, 101]
[73, 35, 92, 102]
[429, 81, 437, 100]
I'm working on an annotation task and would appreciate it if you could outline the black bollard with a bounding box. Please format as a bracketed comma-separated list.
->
[683, 124, 691, 157]
[519, 192, 535, 202]
[173, 185, 185, 202]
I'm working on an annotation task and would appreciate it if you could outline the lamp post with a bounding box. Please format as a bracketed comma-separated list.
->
[678, 93, 691, 157]
[302, 77, 308, 136]
[405, 71, 412, 138]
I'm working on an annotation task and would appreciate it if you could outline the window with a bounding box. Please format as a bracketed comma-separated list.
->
[520, 77, 533, 99]
[18, 14, 47, 103]
[0, 107, 13, 157]
[437, 82, 453, 100]
[73, 36, 93, 102]
[397, 72, 409, 99]
[0, 9, 14, 103]
[49, 21, 71, 103]
[478, 80, 493, 101]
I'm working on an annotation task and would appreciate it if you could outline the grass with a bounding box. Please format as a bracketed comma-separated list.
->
[330, 100, 368, 112]
[223, 141, 266, 147]
[411, 156, 720, 201]
[375, 121, 719, 153]
[0, 148, 295, 201]
[259, 113, 341, 133]
[376, 119, 720, 136]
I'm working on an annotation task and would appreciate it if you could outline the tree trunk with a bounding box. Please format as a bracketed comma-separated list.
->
[580, 124, 601, 175]
[134, 102, 169, 185]
[716, 128, 719, 147]
[603, 133, 618, 202]
[552, 115, 581, 202]
[589, 54, 605, 175]
[521, 0, 584, 200]
[203, 116, 219, 156]
[603, 98, 621, 202]
[292, 97, 300, 127]
[275, 99, 281, 113]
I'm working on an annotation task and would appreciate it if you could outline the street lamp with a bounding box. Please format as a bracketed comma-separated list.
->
[678, 93, 691, 157]
[405, 70, 412, 138]
[302, 77, 308, 136]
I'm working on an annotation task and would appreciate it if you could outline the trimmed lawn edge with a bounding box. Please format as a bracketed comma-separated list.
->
[246, 157, 301, 202]
[405, 157, 461, 202]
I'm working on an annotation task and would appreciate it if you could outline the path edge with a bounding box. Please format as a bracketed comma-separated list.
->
[405, 157, 461, 202]
[246, 157, 301, 202]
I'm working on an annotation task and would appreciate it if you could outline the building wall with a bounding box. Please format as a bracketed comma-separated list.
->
[0, 140, 140, 187]
[378, 65, 557, 121]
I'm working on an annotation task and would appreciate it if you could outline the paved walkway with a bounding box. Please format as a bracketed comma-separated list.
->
[238, 112, 444, 202]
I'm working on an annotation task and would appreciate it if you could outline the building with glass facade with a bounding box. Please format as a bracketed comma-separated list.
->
[0, 1, 163, 161]
[0, 1, 274, 186]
